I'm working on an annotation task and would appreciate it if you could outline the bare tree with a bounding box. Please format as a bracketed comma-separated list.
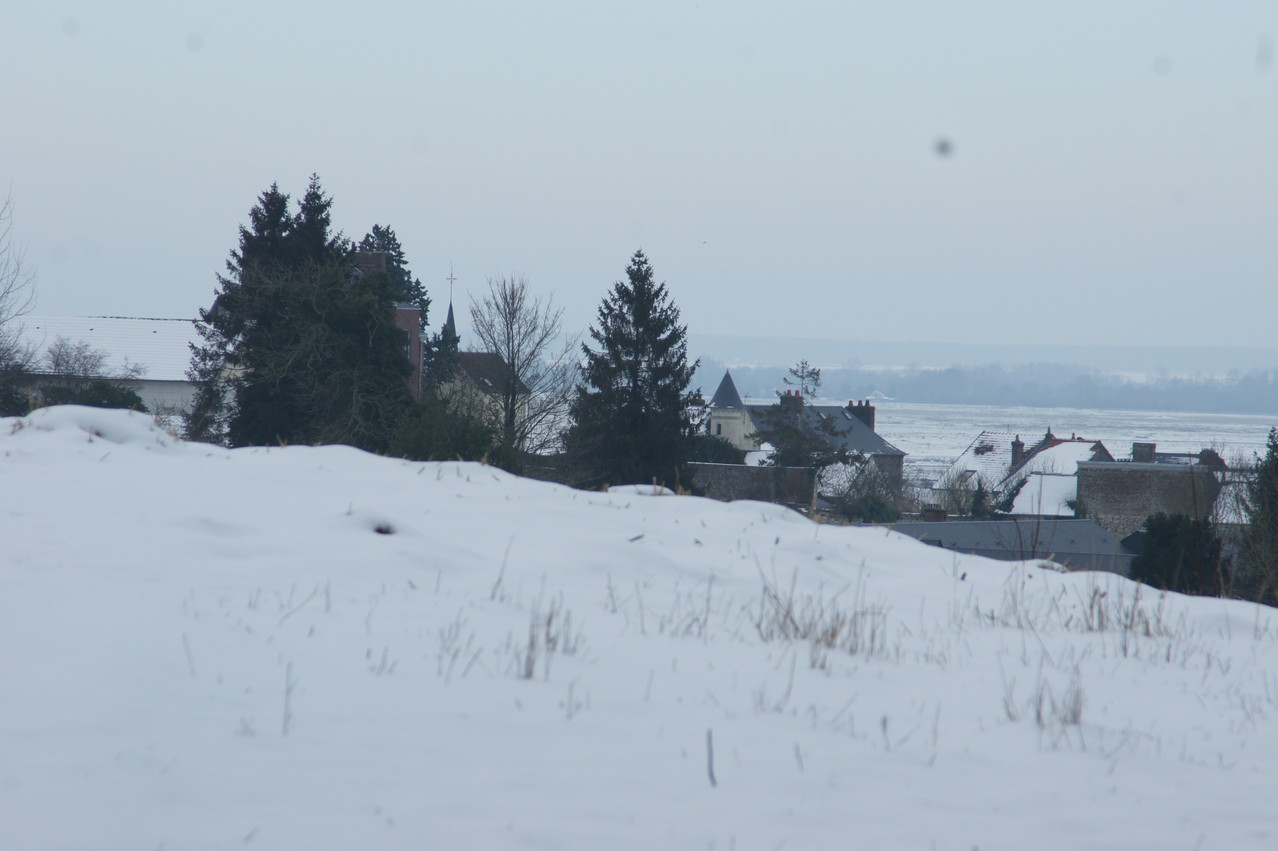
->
[41, 336, 146, 391]
[468, 274, 577, 460]
[1, 192, 37, 414]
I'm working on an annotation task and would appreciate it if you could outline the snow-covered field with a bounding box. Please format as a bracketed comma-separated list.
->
[4, 406, 1278, 850]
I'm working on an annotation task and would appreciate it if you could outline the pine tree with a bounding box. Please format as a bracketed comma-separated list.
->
[359, 224, 430, 329]
[186, 176, 413, 450]
[783, 359, 821, 398]
[1131, 513, 1224, 597]
[1241, 427, 1278, 604]
[750, 396, 852, 469]
[566, 250, 699, 489]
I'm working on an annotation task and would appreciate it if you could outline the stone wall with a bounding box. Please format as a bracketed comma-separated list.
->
[1076, 462, 1222, 538]
[688, 462, 815, 505]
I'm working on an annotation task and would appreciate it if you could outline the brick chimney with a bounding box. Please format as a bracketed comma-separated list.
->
[780, 389, 804, 410]
[922, 505, 948, 522]
[1132, 442, 1156, 463]
[352, 250, 389, 275]
[1011, 435, 1025, 468]
[846, 400, 876, 431]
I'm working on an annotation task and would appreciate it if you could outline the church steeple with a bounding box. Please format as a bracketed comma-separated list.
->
[442, 300, 458, 346]
[441, 264, 460, 349]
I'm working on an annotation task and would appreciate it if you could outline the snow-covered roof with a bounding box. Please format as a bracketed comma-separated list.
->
[1003, 440, 1109, 488]
[938, 431, 1019, 489]
[19, 316, 199, 382]
[1007, 472, 1077, 517]
[937, 431, 1111, 493]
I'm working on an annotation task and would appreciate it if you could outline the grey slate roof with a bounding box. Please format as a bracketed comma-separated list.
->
[889, 518, 1132, 574]
[746, 401, 906, 458]
[709, 370, 745, 408]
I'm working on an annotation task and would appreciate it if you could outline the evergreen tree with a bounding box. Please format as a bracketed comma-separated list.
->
[751, 403, 851, 468]
[1131, 513, 1224, 597]
[422, 300, 461, 386]
[970, 480, 994, 518]
[1241, 427, 1278, 604]
[359, 224, 430, 329]
[388, 390, 496, 463]
[566, 250, 699, 489]
[186, 176, 413, 451]
[783, 359, 822, 398]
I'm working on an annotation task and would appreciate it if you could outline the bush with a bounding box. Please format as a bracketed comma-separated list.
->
[688, 434, 746, 464]
[837, 494, 901, 523]
[39, 380, 147, 413]
[389, 395, 495, 463]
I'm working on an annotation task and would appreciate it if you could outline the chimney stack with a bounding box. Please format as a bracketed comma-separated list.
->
[846, 399, 876, 431]
[1011, 435, 1025, 468]
[922, 506, 948, 523]
[1132, 442, 1156, 463]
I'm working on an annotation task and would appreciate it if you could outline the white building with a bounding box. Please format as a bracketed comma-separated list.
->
[19, 316, 201, 414]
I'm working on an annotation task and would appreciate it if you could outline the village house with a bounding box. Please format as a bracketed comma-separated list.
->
[1076, 442, 1227, 538]
[18, 315, 202, 414]
[706, 370, 905, 479]
[692, 369, 906, 506]
[932, 429, 1113, 517]
[433, 300, 531, 446]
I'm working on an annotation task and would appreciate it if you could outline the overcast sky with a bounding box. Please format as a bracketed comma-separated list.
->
[4, 2, 1276, 351]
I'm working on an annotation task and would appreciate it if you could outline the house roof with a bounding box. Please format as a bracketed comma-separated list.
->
[19, 316, 199, 382]
[456, 352, 529, 396]
[709, 370, 745, 409]
[744, 399, 905, 458]
[938, 430, 1019, 488]
[936, 429, 1112, 491]
[1007, 472, 1077, 517]
[889, 518, 1130, 574]
[1002, 439, 1111, 488]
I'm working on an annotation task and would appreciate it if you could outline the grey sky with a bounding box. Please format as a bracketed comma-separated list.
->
[4, 2, 1276, 350]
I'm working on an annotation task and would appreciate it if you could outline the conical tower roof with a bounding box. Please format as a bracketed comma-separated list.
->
[709, 369, 745, 408]
[442, 300, 458, 343]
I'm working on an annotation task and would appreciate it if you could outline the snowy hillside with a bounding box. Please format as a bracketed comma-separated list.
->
[3, 407, 1277, 850]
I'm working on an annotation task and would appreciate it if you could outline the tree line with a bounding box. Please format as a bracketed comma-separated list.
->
[179, 175, 702, 490]
[709, 361, 1278, 415]
[7, 180, 1278, 608]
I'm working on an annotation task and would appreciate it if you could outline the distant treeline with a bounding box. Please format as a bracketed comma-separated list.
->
[699, 361, 1278, 415]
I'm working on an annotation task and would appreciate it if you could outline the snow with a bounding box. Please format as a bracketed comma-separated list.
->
[19, 316, 200, 381]
[935, 430, 1020, 488]
[1010, 440, 1105, 482]
[1008, 472, 1078, 517]
[4, 406, 1278, 849]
